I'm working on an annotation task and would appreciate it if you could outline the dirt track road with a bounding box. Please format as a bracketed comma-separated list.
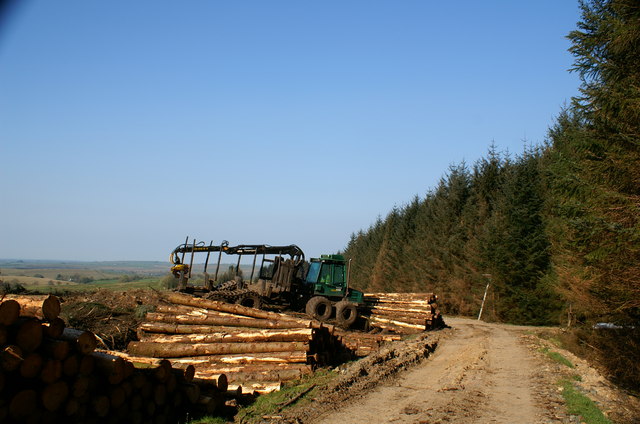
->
[313, 318, 558, 424]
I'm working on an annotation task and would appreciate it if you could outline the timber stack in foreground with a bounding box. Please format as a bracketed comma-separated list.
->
[0, 295, 226, 424]
[363, 292, 443, 334]
[127, 292, 353, 394]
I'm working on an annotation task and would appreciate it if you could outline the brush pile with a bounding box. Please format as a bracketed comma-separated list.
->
[363, 292, 443, 334]
[127, 292, 352, 394]
[0, 295, 226, 423]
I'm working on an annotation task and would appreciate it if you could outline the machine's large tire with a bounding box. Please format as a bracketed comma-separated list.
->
[305, 296, 333, 321]
[335, 300, 358, 328]
[235, 293, 262, 309]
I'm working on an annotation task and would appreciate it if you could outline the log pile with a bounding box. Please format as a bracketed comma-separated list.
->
[0, 295, 226, 423]
[363, 292, 443, 334]
[333, 329, 401, 357]
[128, 292, 353, 393]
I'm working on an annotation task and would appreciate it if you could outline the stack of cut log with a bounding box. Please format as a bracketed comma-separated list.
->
[0, 295, 226, 423]
[363, 292, 443, 334]
[333, 329, 401, 357]
[127, 292, 352, 394]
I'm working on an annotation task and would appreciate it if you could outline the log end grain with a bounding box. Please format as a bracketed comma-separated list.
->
[16, 318, 44, 353]
[9, 389, 38, 420]
[0, 300, 20, 326]
[42, 295, 61, 322]
[42, 381, 69, 412]
[76, 331, 98, 355]
[43, 318, 66, 339]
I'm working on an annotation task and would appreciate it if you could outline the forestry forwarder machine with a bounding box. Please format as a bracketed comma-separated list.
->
[169, 238, 365, 328]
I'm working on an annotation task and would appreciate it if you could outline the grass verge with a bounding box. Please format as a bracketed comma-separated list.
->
[540, 347, 574, 368]
[559, 379, 612, 424]
[534, 336, 612, 423]
[235, 369, 337, 423]
[189, 416, 228, 424]
[192, 369, 338, 424]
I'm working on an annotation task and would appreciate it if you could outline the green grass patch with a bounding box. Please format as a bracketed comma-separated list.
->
[531, 330, 564, 348]
[559, 379, 612, 424]
[540, 347, 575, 368]
[24, 277, 164, 293]
[548, 337, 564, 348]
[186, 416, 228, 424]
[233, 369, 337, 424]
[1, 265, 166, 293]
[188, 370, 339, 424]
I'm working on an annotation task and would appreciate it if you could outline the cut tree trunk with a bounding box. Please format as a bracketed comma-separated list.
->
[105, 349, 309, 366]
[43, 318, 66, 339]
[163, 292, 311, 326]
[154, 304, 238, 318]
[59, 328, 97, 355]
[364, 292, 436, 302]
[368, 308, 432, 320]
[143, 312, 309, 329]
[20, 352, 44, 378]
[127, 341, 309, 358]
[15, 317, 44, 353]
[92, 351, 127, 385]
[9, 389, 38, 420]
[227, 381, 281, 394]
[369, 316, 426, 330]
[40, 358, 62, 384]
[42, 340, 72, 361]
[0, 300, 21, 326]
[42, 381, 69, 412]
[196, 367, 306, 383]
[368, 314, 427, 326]
[138, 328, 313, 344]
[2, 345, 24, 372]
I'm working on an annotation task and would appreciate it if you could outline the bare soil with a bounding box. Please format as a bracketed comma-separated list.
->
[279, 317, 640, 424]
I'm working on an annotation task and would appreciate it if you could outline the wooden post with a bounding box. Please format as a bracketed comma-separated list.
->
[478, 274, 491, 321]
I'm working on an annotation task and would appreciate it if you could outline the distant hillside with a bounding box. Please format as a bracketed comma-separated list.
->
[0, 259, 168, 275]
[0, 259, 257, 277]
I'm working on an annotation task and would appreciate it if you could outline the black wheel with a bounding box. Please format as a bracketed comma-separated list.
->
[335, 300, 358, 328]
[305, 296, 333, 321]
[235, 293, 262, 309]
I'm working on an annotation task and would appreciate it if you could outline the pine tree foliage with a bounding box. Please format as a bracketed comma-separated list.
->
[569, 0, 640, 138]
[550, 0, 640, 326]
[540, 2, 640, 389]
[344, 1, 638, 335]
[343, 152, 557, 323]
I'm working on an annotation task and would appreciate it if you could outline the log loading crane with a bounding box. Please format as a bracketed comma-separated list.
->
[169, 237, 365, 328]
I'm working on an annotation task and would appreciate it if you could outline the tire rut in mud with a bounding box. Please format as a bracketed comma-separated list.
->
[279, 330, 444, 423]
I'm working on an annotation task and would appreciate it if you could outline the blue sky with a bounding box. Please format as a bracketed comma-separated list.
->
[0, 1, 580, 261]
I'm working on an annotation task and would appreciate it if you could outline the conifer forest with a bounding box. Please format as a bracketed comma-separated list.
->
[342, 0, 639, 389]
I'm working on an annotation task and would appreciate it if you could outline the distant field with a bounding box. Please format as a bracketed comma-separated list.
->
[0, 258, 258, 293]
[0, 273, 164, 292]
[0, 259, 169, 292]
[1, 267, 120, 280]
[45, 277, 165, 292]
[0, 259, 168, 274]
[0, 259, 254, 275]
